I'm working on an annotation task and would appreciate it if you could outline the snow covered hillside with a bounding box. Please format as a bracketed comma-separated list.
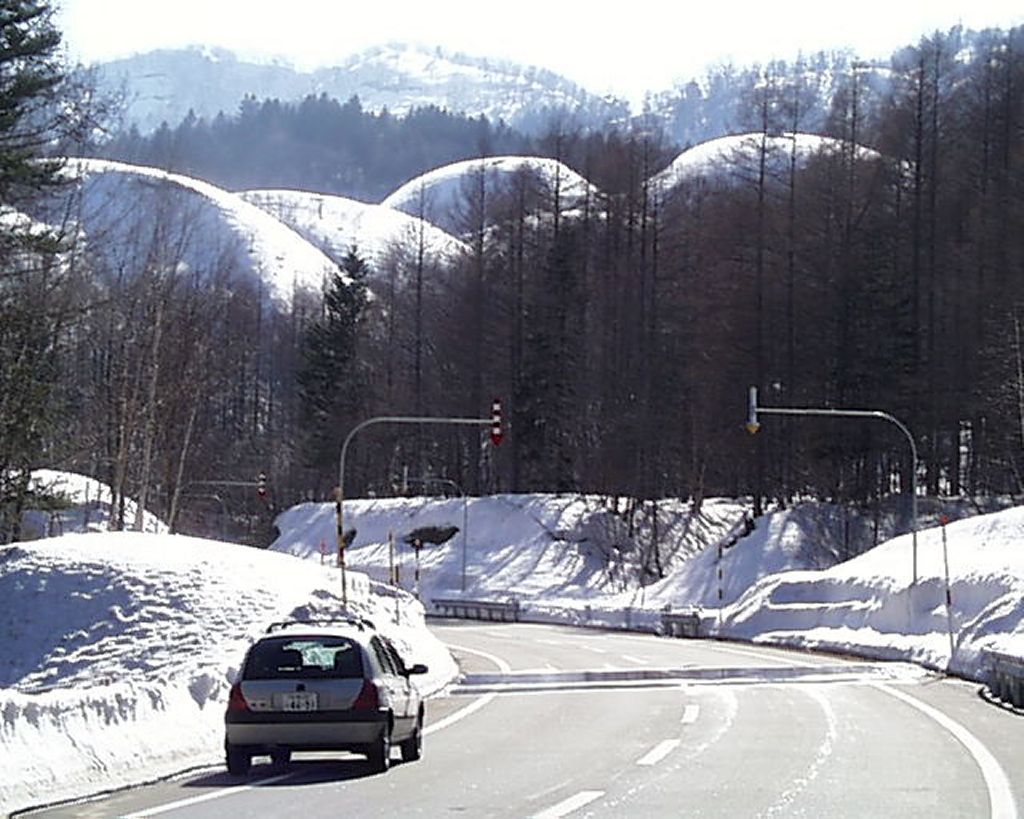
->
[21, 469, 167, 540]
[650, 132, 883, 193]
[50, 159, 340, 301]
[93, 44, 630, 137]
[241, 188, 468, 268]
[382, 156, 600, 235]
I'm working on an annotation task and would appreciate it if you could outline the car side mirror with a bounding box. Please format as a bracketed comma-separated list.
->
[406, 663, 428, 676]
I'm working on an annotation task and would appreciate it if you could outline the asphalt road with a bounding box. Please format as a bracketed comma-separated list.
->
[22, 621, 1022, 818]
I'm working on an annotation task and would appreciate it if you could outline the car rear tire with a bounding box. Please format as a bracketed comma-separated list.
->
[226, 743, 251, 776]
[400, 713, 423, 762]
[367, 726, 391, 773]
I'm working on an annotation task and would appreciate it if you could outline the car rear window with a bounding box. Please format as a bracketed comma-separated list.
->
[243, 636, 365, 680]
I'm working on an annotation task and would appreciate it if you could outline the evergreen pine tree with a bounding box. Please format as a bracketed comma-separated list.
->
[296, 249, 372, 488]
[0, 0, 79, 541]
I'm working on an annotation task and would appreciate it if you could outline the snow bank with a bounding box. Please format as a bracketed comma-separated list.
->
[723, 506, 1024, 676]
[274, 494, 1023, 684]
[4, 488, 1022, 815]
[0, 532, 455, 815]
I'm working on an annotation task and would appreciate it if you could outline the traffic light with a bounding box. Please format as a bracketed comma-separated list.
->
[490, 397, 504, 446]
[257, 472, 267, 499]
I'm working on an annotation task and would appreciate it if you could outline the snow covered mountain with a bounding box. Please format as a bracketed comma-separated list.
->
[650, 132, 884, 194]
[93, 44, 631, 136]
[382, 155, 600, 236]
[241, 188, 468, 269]
[49, 158, 339, 301]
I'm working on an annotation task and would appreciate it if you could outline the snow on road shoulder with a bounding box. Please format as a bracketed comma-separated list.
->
[4, 489, 1023, 815]
[273, 493, 1023, 684]
[0, 532, 455, 816]
[722, 506, 1024, 675]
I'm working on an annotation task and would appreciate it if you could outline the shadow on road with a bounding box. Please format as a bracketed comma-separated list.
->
[183, 756, 406, 789]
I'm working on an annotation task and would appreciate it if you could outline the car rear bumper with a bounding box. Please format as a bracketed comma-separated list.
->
[225, 709, 388, 750]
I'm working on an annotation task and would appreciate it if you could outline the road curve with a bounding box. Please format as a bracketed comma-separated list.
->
[20, 622, 1021, 819]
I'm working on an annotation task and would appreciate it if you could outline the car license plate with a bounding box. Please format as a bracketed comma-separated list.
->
[281, 692, 318, 712]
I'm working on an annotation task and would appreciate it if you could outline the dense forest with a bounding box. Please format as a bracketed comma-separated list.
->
[2, 3, 1023, 563]
[101, 95, 534, 202]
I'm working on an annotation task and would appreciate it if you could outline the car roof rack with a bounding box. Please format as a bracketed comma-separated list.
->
[264, 616, 377, 634]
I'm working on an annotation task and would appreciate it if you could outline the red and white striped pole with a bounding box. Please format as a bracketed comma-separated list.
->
[490, 398, 504, 446]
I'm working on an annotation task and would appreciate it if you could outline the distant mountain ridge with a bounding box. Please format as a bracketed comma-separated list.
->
[95, 43, 632, 136]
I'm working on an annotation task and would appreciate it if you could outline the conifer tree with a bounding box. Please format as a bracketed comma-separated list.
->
[0, 0, 80, 540]
[296, 249, 372, 489]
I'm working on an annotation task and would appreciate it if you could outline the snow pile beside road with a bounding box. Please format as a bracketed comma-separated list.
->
[4, 487, 1022, 815]
[0, 532, 455, 815]
[275, 494, 1023, 682]
[722, 506, 1024, 676]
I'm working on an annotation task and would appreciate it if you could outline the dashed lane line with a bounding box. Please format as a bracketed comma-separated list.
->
[636, 739, 682, 767]
[123, 643, 512, 818]
[531, 790, 606, 819]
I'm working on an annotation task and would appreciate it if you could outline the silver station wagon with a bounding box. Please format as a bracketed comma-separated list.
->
[224, 618, 428, 774]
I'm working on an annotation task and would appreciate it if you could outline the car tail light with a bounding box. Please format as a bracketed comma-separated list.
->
[227, 683, 251, 713]
[352, 679, 380, 710]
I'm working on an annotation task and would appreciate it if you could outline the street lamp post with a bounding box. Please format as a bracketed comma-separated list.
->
[748, 386, 920, 583]
[337, 413, 501, 606]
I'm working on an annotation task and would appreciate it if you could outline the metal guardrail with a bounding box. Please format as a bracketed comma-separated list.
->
[987, 649, 1024, 708]
[661, 609, 701, 638]
[433, 598, 520, 622]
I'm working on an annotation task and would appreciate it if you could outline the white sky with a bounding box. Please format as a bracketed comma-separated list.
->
[55, 0, 1024, 104]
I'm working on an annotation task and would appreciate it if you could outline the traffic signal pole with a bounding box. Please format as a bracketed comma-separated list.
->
[747, 386, 920, 584]
[336, 406, 503, 606]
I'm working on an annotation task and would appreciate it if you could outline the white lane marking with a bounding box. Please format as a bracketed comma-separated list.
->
[424, 642, 513, 735]
[681, 704, 700, 725]
[874, 684, 1018, 819]
[759, 686, 838, 819]
[531, 790, 605, 819]
[446, 642, 514, 673]
[621, 654, 648, 665]
[584, 645, 608, 654]
[424, 691, 498, 735]
[636, 739, 681, 767]
[706, 642, 1017, 819]
[126, 643, 512, 818]
[119, 774, 292, 817]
